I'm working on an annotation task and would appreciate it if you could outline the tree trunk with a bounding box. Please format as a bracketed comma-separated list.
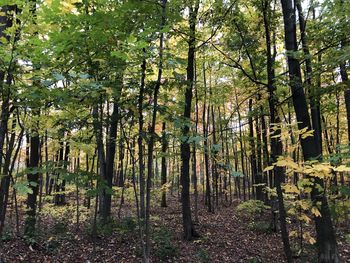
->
[280, 1, 339, 261]
[24, 113, 40, 238]
[180, 0, 199, 240]
[161, 122, 168, 207]
[263, 1, 293, 261]
[144, 1, 167, 260]
[202, 62, 212, 212]
[138, 53, 146, 219]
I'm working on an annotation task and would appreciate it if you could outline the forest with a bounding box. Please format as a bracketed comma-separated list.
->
[0, 0, 349, 262]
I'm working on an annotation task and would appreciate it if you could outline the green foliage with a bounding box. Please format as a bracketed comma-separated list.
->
[86, 217, 138, 237]
[237, 200, 270, 217]
[248, 221, 272, 234]
[42, 221, 75, 253]
[248, 257, 261, 263]
[115, 217, 137, 235]
[0, 225, 12, 242]
[231, 171, 244, 178]
[346, 234, 350, 245]
[329, 199, 350, 224]
[196, 248, 210, 263]
[50, 221, 69, 235]
[13, 181, 35, 195]
[86, 219, 115, 237]
[153, 226, 178, 262]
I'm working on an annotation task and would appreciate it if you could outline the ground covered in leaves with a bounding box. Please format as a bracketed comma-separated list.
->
[0, 194, 349, 262]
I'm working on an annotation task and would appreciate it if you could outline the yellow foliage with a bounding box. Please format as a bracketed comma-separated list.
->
[289, 230, 298, 237]
[300, 214, 312, 224]
[283, 184, 300, 194]
[334, 165, 350, 172]
[263, 166, 274, 172]
[303, 232, 316, 244]
[311, 206, 321, 217]
[297, 200, 311, 210]
[301, 129, 314, 139]
[275, 156, 303, 172]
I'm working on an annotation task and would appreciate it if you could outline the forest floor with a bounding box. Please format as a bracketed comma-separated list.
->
[0, 194, 349, 263]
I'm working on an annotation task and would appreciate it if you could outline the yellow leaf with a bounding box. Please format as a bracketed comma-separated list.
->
[289, 230, 298, 237]
[283, 184, 300, 194]
[311, 207, 321, 217]
[300, 214, 312, 224]
[303, 232, 316, 244]
[263, 166, 274, 172]
[334, 165, 350, 172]
[303, 187, 312, 194]
[301, 129, 314, 139]
[309, 237, 316, 245]
[298, 200, 311, 210]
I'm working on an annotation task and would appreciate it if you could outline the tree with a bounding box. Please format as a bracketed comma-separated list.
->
[280, 0, 339, 261]
[180, 0, 200, 240]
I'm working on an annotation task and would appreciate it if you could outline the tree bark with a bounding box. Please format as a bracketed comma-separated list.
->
[161, 122, 168, 207]
[280, 1, 339, 261]
[262, 1, 293, 261]
[180, 0, 200, 240]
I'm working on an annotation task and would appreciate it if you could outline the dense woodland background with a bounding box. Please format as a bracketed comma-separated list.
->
[0, 0, 349, 262]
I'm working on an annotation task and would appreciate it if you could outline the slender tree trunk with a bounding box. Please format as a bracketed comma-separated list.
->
[144, 1, 167, 260]
[138, 53, 146, 219]
[210, 103, 219, 208]
[339, 45, 350, 143]
[24, 112, 40, 238]
[235, 88, 246, 201]
[0, 117, 19, 234]
[192, 82, 199, 221]
[248, 99, 259, 200]
[263, 1, 293, 261]
[296, 0, 322, 154]
[202, 62, 212, 212]
[161, 122, 168, 207]
[180, 0, 199, 240]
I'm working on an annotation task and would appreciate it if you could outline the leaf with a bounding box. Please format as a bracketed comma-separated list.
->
[211, 144, 221, 153]
[187, 135, 203, 144]
[263, 166, 274, 172]
[334, 165, 350, 172]
[300, 214, 312, 224]
[13, 182, 33, 195]
[303, 232, 316, 244]
[289, 230, 298, 237]
[311, 206, 321, 217]
[301, 129, 314, 139]
[52, 72, 65, 81]
[283, 184, 300, 194]
[298, 200, 311, 210]
[110, 50, 128, 61]
[231, 171, 244, 177]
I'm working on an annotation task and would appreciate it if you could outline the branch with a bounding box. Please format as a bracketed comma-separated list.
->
[211, 43, 268, 87]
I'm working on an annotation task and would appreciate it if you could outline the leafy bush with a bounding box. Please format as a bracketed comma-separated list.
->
[86, 219, 115, 236]
[248, 257, 262, 263]
[86, 217, 138, 237]
[153, 226, 178, 262]
[0, 226, 12, 242]
[51, 221, 68, 235]
[248, 221, 272, 233]
[196, 248, 210, 263]
[237, 200, 269, 217]
[346, 234, 350, 245]
[329, 199, 350, 224]
[115, 217, 137, 235]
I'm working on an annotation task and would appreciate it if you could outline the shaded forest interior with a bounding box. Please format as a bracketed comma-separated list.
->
[0, 0, 350, 262]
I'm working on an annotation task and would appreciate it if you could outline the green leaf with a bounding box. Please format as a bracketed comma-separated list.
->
[14, 182, 33, 195]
